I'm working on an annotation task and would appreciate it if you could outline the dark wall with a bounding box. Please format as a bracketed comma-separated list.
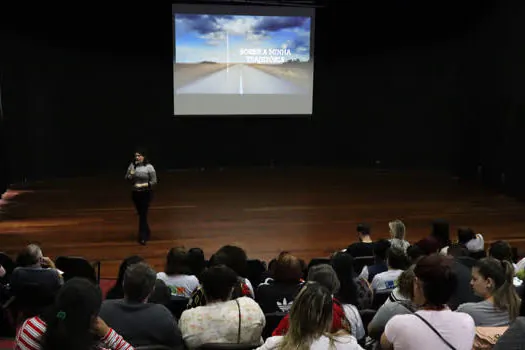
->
[1, 1, 524, 192]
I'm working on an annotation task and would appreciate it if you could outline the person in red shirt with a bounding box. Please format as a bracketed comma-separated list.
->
[272, 264, 351, 336]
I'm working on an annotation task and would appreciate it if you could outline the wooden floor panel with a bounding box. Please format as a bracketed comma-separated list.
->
[1, 167, 524, 278]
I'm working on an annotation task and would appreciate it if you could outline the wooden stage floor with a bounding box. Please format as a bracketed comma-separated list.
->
[1, 167, 525, 278]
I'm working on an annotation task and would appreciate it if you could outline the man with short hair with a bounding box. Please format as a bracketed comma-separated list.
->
[99, 262, 183, 348]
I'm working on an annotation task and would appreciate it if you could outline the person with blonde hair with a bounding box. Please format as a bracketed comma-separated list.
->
[257, 282, 363, 350]
[388, 220, 410, 252]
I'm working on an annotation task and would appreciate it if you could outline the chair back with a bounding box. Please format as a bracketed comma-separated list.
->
[262, 312, 286, 339]
[55, 256, 98, 283]
[166, 296, 189, 320]
[359, 309, 377, 337]
[246, 259, 266, 287]
[372, 291, 391, 309]
[352, 256, 375, 275]
[307, 258, 330, 271]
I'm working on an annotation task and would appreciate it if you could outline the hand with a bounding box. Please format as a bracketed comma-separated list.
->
[130, 169, 135, 175]
[92, 316, 110, 338]
[40, 256, 56, 269]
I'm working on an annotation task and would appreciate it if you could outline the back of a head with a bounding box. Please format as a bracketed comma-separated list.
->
[414, 236, 441, 256]
[212, 245, 248, 277]
[307, 264, 340, 295]
[116, 255, 144, 284]
[457, 228, 476, 245]
[431, 219, 450, 248]
[406, 244, 425, 264]
[389, 220, 406, 240]
[330, 252, 358, 305]
[281, 282, 334, 349]
[16, 244, 42, 267]
[200, 265, 238, 302]
[188, 247, 206, 276]
[41, 278, 102, 350]
[273, 253, 303, 283]
[489, 241, 513, 263]
[386, 247, 409, 270]
[414, 254, 457, 307]
[165, 246, 190, 275]
[475, 257, 519, 320]
[357, 223, 371, 236]
[123, 262, 157, 302]
[447, 243, 469, 258]
[374, 239, 392, 261]
[397, 265, 416, 300]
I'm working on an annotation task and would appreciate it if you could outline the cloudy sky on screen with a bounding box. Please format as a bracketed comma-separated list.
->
[175, 14, 311, 63]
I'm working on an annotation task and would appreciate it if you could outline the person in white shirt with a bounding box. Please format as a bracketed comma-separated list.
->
[156, 247, 199, 298]
[380, 254, 475, 350]
[179, 265, 265, 349]
[257, 281, 363, 350]
[371, 248, 407, 292]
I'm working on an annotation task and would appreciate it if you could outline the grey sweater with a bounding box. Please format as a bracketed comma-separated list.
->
[125, 162, 157, 190]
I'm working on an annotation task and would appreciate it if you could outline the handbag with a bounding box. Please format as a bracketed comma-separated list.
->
[472, 326, 508, 350]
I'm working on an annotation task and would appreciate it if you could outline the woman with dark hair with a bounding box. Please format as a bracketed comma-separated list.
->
[457, 257, 520, 326]
[105, 255, 144, 300]
[15, 278, 133, 350]
[125, 149, 157, 245]
[187, 248, 206, 278]
[179, 265, 265, 348]
[258, 282, 362, 350]
[156, 247, 199, 297]
[330, 253, 365, 342]
[431, 219, 451, 253]
[380, 254, 475, 350]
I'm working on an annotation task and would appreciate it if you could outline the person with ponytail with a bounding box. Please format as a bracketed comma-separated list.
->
[15, 278, 133, 350]
[457, 257, 521, 326]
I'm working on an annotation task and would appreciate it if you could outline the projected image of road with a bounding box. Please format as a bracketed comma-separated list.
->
[172, 8, 315, 115]
[176, 63, 307, 94]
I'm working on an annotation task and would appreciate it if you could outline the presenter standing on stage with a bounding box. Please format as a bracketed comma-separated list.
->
[125, 150, 157, 245]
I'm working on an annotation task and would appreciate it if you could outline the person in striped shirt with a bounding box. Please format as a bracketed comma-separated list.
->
[15, 278, 133, 350]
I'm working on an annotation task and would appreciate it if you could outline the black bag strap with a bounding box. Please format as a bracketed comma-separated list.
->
[235, 298, 241, 344]
[411, 312, 457, 350]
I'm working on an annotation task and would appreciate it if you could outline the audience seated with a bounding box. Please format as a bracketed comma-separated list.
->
[187, 248, 206, 279]
[179, 265, 265, 349]
[380, 254, 476, 350]
[273, 264, 363, 340]
[388, 220, 410, 252]
[330, 253, 366, 343]
[257, 282, 363, 350]
[358, 239, 390, 283]
[156, 247, 199, 298]
[371, 247, 407, 293]
[188, 246, 254, 309]
[148, 279, 172, 306]
[346, 224, 375, 258]
[255, 253, 304, 314]
[494, 285, 525, 349]
[456, 257, 520, 326]
[15, 277, 133, 350]
[368, 265, 416, 340]
[105, 255, 144, 300]
[446, 244, 483, 310]
[11, 244, 63, 294]
[99, 262, 183, 348]
[430, 219, 452, 253]
[489, 241, 516, 269]
[457, 227, 485, 254]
